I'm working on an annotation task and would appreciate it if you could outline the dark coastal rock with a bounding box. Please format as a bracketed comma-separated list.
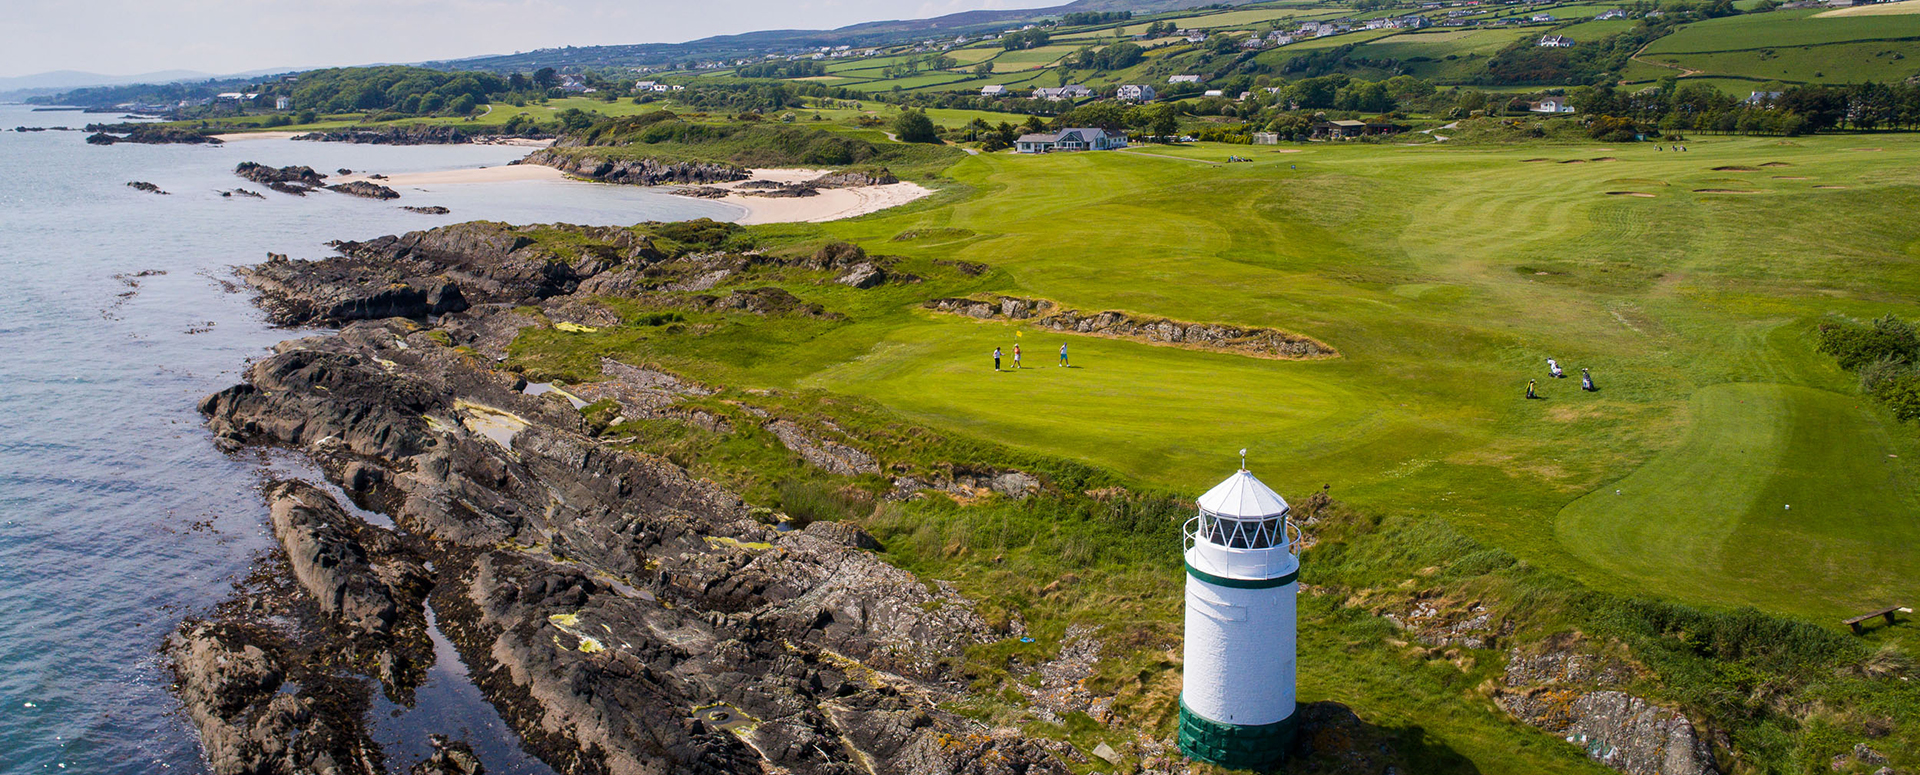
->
[325, 181, 401, 200]
[402, 206, 451, 214]
[195, 308, 1070, 775]
[927, 294, 1338, 359]
[221, 188, 266, 199]
[671, 186, 731, 199]
[239, 221, 665, 325]
[237, 162, 327, 196]
[294, 126, 474, 145]
[168, 621, 380, 775]
[269, 480, 430, 637]
[411, 735, 484, 775]
[85, 125, 222, 145]
[1494, 636, 1715, 775]
[520, 148, 749, 186]
[127, 181, 169, 195]
[809, 168, 898, 188]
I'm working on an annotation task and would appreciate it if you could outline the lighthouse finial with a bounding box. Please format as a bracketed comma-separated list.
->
[1239, 448, 1247, 471]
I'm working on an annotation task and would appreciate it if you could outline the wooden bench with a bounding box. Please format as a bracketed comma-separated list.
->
[1844, 606, 1906, 634]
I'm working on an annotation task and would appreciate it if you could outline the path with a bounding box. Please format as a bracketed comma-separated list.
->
[1627, 40, 1702, 79]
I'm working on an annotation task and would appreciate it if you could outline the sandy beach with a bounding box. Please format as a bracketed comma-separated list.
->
[335, 164, 931, 224]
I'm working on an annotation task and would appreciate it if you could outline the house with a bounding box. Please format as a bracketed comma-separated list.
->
[981, 84, 1008, 97]
[1746, 90, 1783, 105]
[1116, 84, 1156, 102]
[1168, 74, 1202, 84]
[1530, 13, 1554, 21]
[1015, 127, 1129, 153]
[1186, 32, 1209, 43]
[1034, 84, 1093, 101]
[1311, 119, 1405, 139]
[1394, 15, 1432, 28]
[1538, 34, 1573, 47]
[1204, 89, 1225, 97]
[1596, 8, 1627, 19]
[1530, 97, 1576, 113]
[274, 96, 291, 111]
[1241, 36, 1267, 49]
[559, 74, 592, 93]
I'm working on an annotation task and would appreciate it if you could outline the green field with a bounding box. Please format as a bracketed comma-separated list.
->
[1646, 8, 1920, 53]
[522, 133, 1920, 626]
[1644, 39, 1920, 84]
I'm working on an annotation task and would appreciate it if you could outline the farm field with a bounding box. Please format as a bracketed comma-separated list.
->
[1646, 39, 1920, 84]
[519, 133, 1920, 629]
[1645, 8, 1920, 53]
[1816, 0, 1920, 15]
[1356, 27, 1535, 60]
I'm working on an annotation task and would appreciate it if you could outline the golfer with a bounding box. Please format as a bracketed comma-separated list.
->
[1013, 344, 1022, 369]
[1058, 343, 1069, 367]
[1547, 358, 1564, 378]
[992, 347, 1002, 372]
[1582, 367, 1596, 392]
[1527, 379, 1538, 400]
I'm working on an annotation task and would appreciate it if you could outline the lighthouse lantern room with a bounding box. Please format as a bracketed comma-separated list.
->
[1179, 460, 1300, 769]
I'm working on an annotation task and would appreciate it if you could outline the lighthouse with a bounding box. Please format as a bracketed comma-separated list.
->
[1179, 459, 1299, 769]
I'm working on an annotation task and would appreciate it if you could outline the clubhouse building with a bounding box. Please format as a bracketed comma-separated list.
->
[1014, 127, 1129, 154]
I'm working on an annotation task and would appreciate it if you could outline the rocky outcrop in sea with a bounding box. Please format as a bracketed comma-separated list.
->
[85, 125, 222, 145]
[326, 181, 401, 200]
[236, 162, 328, 195]
[294, 126, 476, 145]
[519, 148, 749, 186]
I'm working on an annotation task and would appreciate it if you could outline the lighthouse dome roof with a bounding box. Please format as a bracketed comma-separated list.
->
[1197, 469, 1289, 519]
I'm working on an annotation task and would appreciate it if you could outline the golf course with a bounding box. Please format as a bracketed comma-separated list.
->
[525, 133, 1920, 624]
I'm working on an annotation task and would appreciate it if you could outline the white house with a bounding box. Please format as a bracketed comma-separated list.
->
[1204, 89, 1225, 97]
[1531, 97, 1576, 113]
[1530, 13, 1555, 21]
[1746, 90, 1783, 105]
[1034, 84, 1093, 101]
[1538, 34, 1573, 47]
[274, 96, 291, 111]
[981, 84, 1007, 97]
[1117, 84, 1156, 102]
[1596, 8, 1627, 19]
[1015, 127, 1128, 153]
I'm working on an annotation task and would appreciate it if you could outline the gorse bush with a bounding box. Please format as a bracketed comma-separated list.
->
[1818, 314, 1920, 371]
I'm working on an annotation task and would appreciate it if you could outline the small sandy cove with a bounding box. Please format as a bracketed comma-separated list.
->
[337, 165, 931, 224]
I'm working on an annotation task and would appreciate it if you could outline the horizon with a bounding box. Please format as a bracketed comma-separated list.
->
[0, 0, 1061, 80]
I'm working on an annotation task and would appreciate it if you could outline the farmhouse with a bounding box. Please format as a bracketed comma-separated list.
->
[981, 84, 1007, 97]
[1596, 8, 1627, 18]
[1530, 97, 1576, 113]
[1117, 84, 1156, 102]
[1034, 84, 1094, 101]
[1530, 13, 1555, 21]
[1015, 127, 1129, 153]
[1747, 90, 1783, 105]
[1538, 34, 1573, 47]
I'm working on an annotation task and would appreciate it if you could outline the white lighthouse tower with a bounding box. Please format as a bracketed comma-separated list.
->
[1179, 457, 1299, 769]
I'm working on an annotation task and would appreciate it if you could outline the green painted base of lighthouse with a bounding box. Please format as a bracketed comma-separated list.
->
[1178, 699, 1296, 770]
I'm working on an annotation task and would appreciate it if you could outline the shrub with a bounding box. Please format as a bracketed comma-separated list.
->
[892, 109, 940, 144]
[1817, 314, 1920, 371]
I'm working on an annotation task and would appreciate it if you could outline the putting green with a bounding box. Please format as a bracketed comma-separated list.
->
[1556, 383, 1920, 616]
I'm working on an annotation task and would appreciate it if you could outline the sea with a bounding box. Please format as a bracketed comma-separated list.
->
[0, 103, 738, 774]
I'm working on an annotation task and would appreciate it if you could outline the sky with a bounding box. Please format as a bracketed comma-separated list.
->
[0, 0, 1063, 79]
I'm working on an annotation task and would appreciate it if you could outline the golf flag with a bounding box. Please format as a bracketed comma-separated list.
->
[1015, 331, 1023, 337]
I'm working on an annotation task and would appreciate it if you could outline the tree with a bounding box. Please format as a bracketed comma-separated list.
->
[892, 109, 940, 143]
[975, 61, 994, 76]
[1148, 104, 1179, 141]
[533, 68, 558, 89]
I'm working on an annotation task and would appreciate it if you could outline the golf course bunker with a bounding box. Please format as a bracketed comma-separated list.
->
[1816, 185, 1851, 189]
[1771, 176, 1809, 180]
[1606, 191, 1656, 197]
[925, 295, 1336, 359]
[1694, 189, 1762, 194]
[1555, 383, 1920, 613]
[1711, 165, 1759, 171]
[1521, 158, 1551, 163]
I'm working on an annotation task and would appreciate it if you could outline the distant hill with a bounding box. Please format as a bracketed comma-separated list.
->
[423, 0, 1263, 73]
[0, 67, 307, 103]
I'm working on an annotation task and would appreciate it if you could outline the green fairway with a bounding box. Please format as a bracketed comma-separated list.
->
[1557, 382, 1920, 617]
[765, 136, 1920, 623]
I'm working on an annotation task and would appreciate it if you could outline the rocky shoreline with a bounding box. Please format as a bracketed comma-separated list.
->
[927, 295, 1338, 360]
[182, 220, 1081, 774]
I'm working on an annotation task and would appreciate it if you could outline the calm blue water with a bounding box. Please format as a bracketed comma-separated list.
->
[0, 104, 735, 773]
